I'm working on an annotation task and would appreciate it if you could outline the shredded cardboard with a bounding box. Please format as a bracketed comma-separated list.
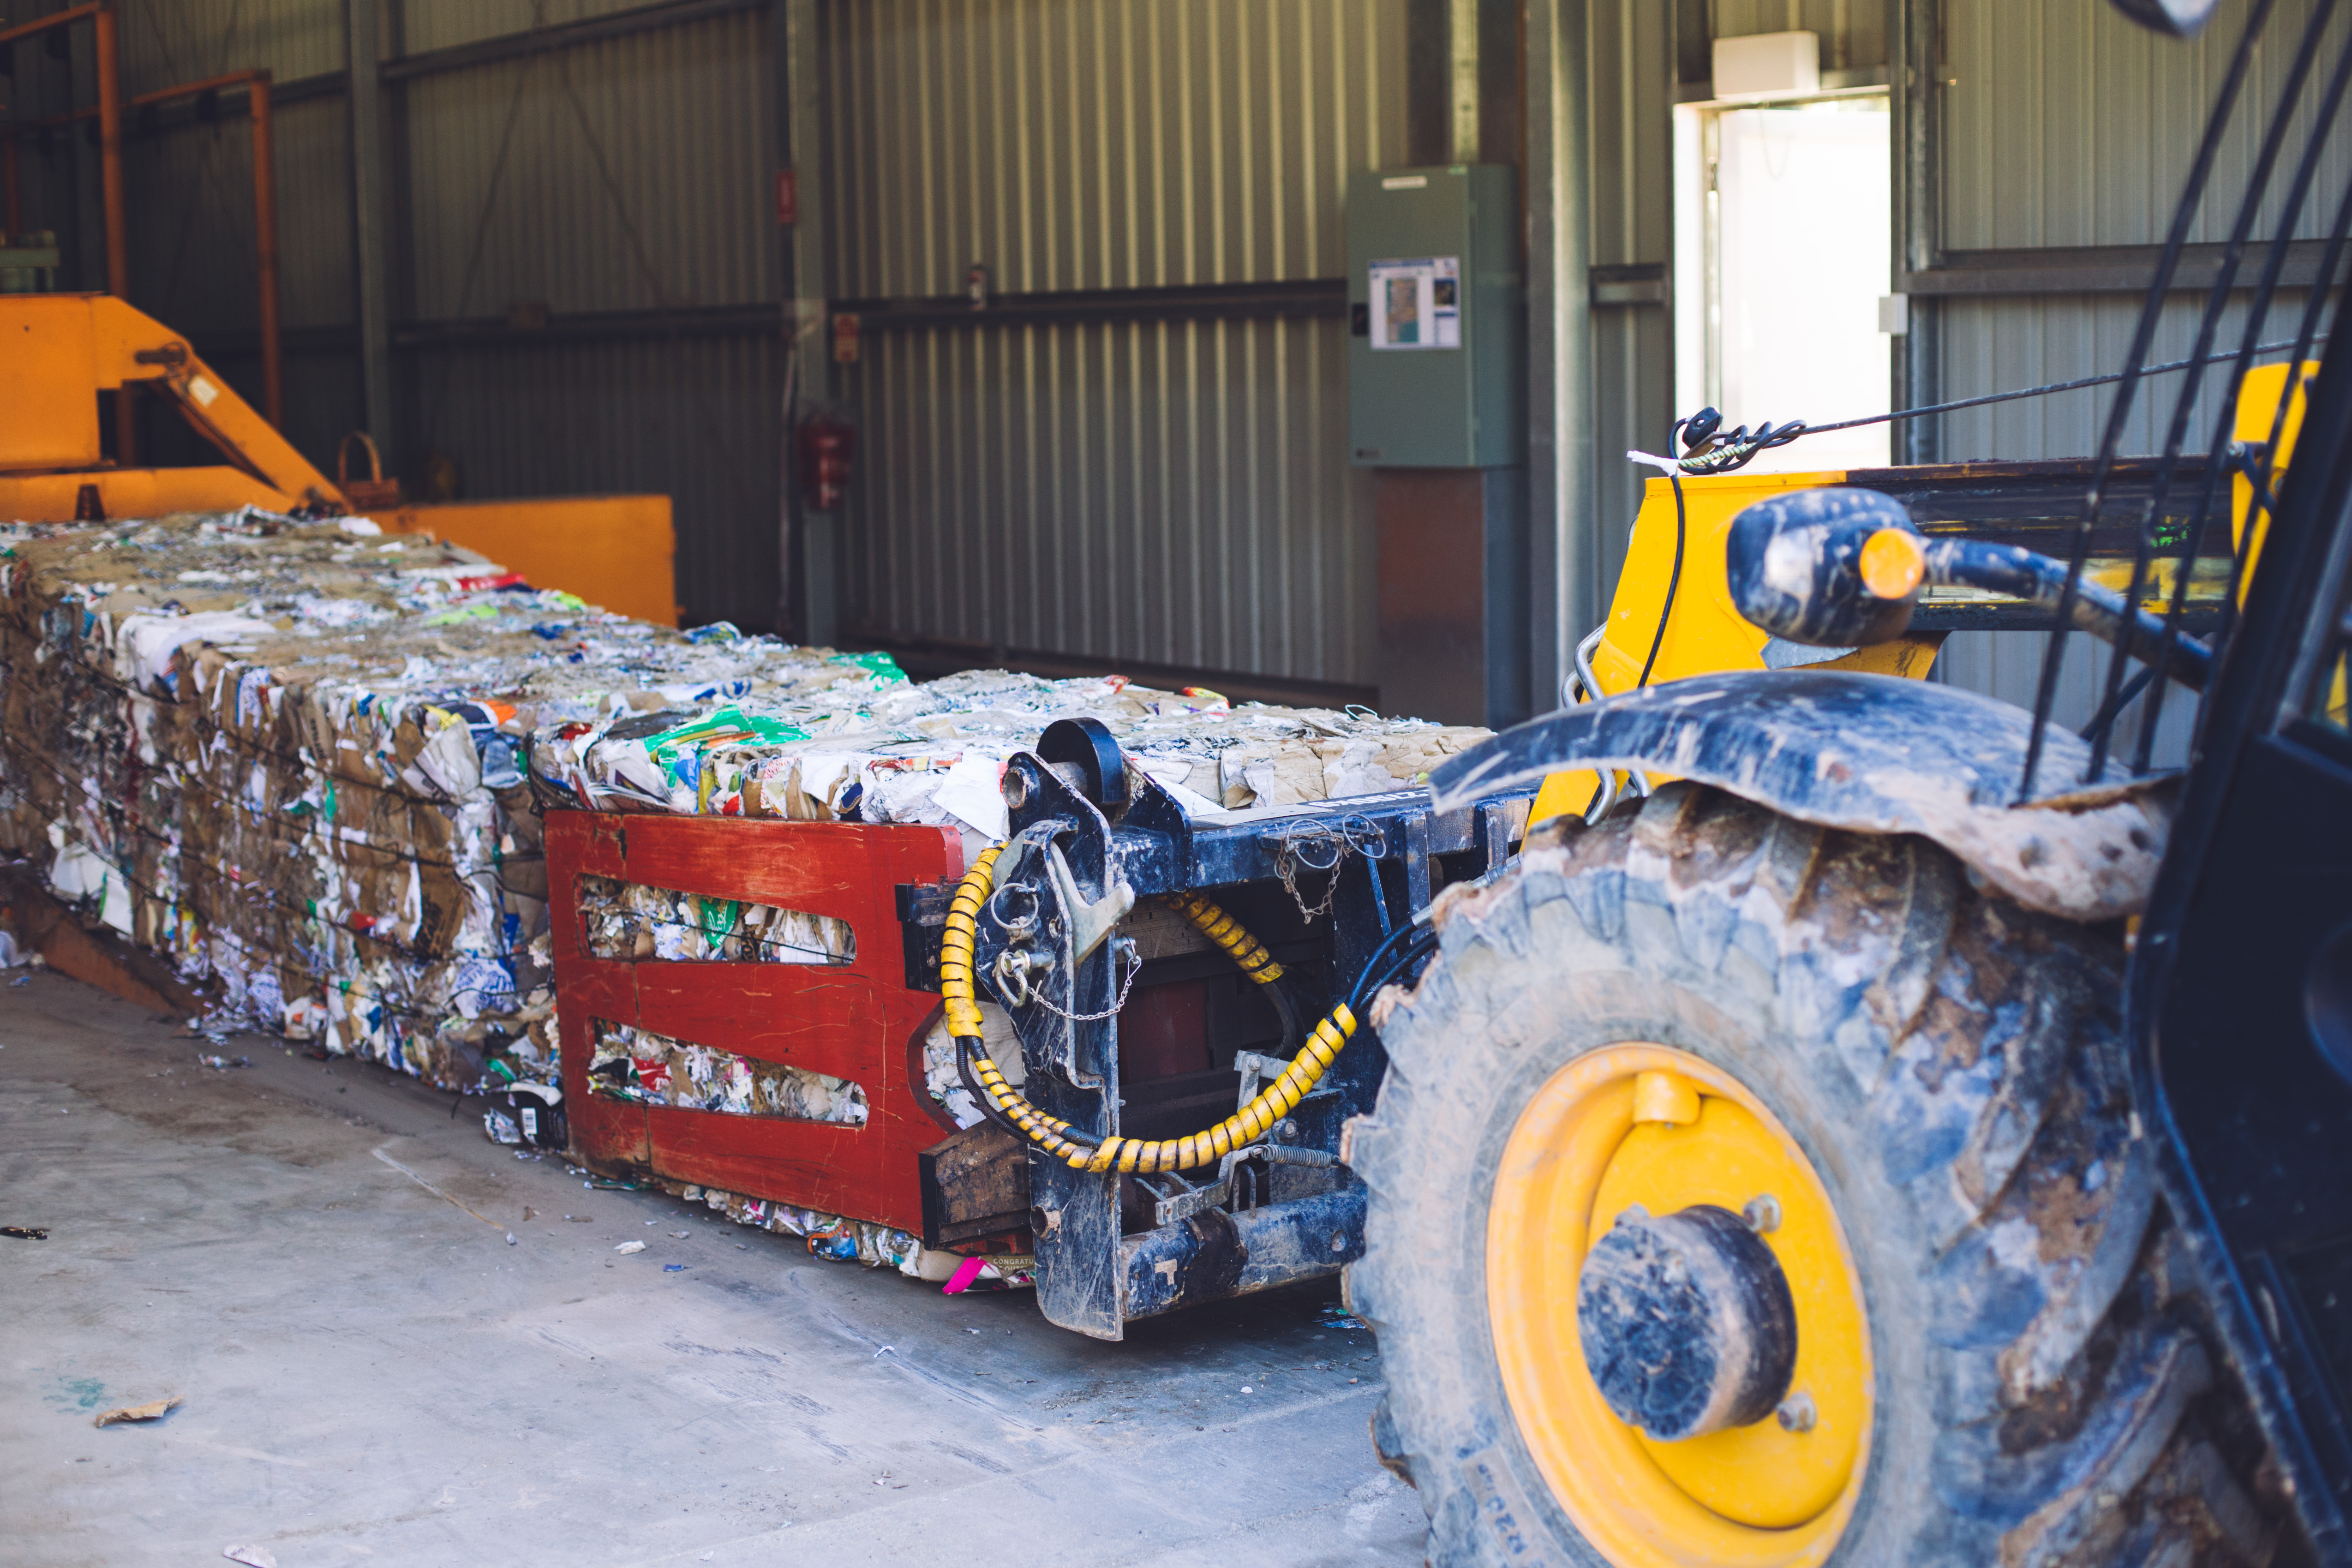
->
[93, 1396, 181, 1427]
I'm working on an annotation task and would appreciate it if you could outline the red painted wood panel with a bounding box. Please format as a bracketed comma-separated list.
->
[546, 809, 966, 1233]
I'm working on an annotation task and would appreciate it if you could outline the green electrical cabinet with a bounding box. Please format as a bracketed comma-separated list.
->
[1346, 164, 1524, 469]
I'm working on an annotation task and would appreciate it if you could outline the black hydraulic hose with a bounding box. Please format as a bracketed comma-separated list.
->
[957, 1034, 1102, 1148]
[2022, 0, 2281, 800]
[1922, 539, 2213, 690]
[1638, 472, 1688, 690]
[1347, 921, 1442, 1016]
[2080, 664, 2163, 744]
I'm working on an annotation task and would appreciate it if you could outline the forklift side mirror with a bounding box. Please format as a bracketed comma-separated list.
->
[1725, 487, 1926, 651]
[2104, 0, 2224, 39]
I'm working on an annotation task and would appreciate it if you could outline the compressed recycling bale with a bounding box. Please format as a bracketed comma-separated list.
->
[0, 505, 1494, 1194]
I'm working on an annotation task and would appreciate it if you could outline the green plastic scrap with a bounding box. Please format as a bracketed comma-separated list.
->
[829, 650, 909, 684]
[420, 603, 499, 627]
[644, 705, 808, 767]
[694, 895, 743, 957]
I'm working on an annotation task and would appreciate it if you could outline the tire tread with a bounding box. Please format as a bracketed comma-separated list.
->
[1348, 785, 2280, 1568]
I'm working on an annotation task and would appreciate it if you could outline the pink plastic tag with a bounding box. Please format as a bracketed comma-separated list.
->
[942, 1256, 987, 1295]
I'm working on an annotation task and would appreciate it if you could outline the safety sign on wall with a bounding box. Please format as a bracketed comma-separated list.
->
[1367, 256, 1461, 350]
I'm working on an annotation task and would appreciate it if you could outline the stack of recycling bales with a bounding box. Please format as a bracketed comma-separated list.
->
[0, 508, 898, 1091]
[0, 507, 1493, 1271]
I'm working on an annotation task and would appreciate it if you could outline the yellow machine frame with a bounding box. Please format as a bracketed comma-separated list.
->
[1528, 469, 1943, 825]
[1531, 366, 2314, 827]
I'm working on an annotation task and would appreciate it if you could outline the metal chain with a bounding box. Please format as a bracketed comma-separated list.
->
[1270, 814, 1386, 926]
[1026, 940, 1142, 1023]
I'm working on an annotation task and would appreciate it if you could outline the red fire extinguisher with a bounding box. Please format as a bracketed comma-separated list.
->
[797, 416, 855, 512]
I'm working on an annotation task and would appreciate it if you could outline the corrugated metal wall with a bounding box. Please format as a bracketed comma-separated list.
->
[119, 0, 347, 85]
[821, 0, 1404, 689]
[399, 14, 777, 321]
[1943, 0, 2352, 257]
[392, 10, 787, 628]
[6, 0, 785, 631]
[1572, 0, 2335, 760]
[394, 5, 784, 629]
[105, 1, 361, 465]
[842, 316, 1359, 679]
[1585, 2, 1674, 609]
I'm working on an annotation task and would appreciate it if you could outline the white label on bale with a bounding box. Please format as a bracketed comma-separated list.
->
[521, 1107, 539, 1138]
[188, 375, 220, 407]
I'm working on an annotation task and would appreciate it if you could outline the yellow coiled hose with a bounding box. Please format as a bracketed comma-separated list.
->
[941, 844, 1358, 1174]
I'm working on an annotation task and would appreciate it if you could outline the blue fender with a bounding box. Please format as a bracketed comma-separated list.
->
[1430, 670, 2171, 922]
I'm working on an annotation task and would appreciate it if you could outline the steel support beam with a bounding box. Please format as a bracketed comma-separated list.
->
[1891, 0, 1939, 464]
[784, 0, 833, 647]
[346, 0, 395, 460]
[1528, 0, 1595, 709]
[1905, 240, 2340, 297]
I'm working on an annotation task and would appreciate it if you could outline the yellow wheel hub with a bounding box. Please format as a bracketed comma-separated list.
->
[1486, 1044, 1872, 1568]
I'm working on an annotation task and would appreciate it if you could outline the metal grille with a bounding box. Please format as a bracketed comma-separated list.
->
[2020, 0, 2352, 795]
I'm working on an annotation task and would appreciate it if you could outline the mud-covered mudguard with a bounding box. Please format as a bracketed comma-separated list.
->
[1430, 670, 2174, 923]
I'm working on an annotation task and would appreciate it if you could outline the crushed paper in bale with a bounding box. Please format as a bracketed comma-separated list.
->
[0, 507, 1490, 1277]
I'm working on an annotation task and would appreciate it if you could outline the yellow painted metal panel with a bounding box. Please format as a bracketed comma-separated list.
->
[0, 296, 102, 470]
[380, 495, 680, 627]
[0, 467, 299, 523]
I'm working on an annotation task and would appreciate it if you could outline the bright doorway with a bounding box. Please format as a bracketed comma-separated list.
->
[1675, 96, 1893, 472]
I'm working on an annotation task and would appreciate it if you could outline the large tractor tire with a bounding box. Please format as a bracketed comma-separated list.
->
[1344, 784, 2281, 1568]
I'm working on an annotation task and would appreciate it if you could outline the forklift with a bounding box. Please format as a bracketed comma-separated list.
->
[1328, 0, 2352, 1562]
[934, 1, 2348, 1563]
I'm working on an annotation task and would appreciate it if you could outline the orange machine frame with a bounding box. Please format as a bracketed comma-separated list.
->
[0, 293, 681, 625]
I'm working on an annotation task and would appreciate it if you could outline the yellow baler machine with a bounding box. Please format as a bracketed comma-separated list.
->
[0, 293, 680, 627]
[1528, 363, 2307, 825]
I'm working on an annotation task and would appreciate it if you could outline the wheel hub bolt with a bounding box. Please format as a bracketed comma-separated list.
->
[1776, 1391, 1818, 1432]
[1577, 1203, 1800, 1441]
[1742, 1194, 1782, 1233]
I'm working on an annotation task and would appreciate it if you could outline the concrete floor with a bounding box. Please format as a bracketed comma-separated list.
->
[0, 969, 1426, 1568]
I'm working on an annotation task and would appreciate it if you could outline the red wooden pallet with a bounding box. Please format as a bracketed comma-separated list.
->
[545, 810, 966, 1234]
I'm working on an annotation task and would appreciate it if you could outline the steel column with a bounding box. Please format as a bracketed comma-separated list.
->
[1526, 0, 1596, 704]
[1891, 0, 1939, 464]
[784, 0, 835, 647]
[346, 0, 396, 461]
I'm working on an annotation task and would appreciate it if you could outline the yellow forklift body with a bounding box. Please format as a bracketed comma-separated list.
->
[1528, 467, 1941, 826]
